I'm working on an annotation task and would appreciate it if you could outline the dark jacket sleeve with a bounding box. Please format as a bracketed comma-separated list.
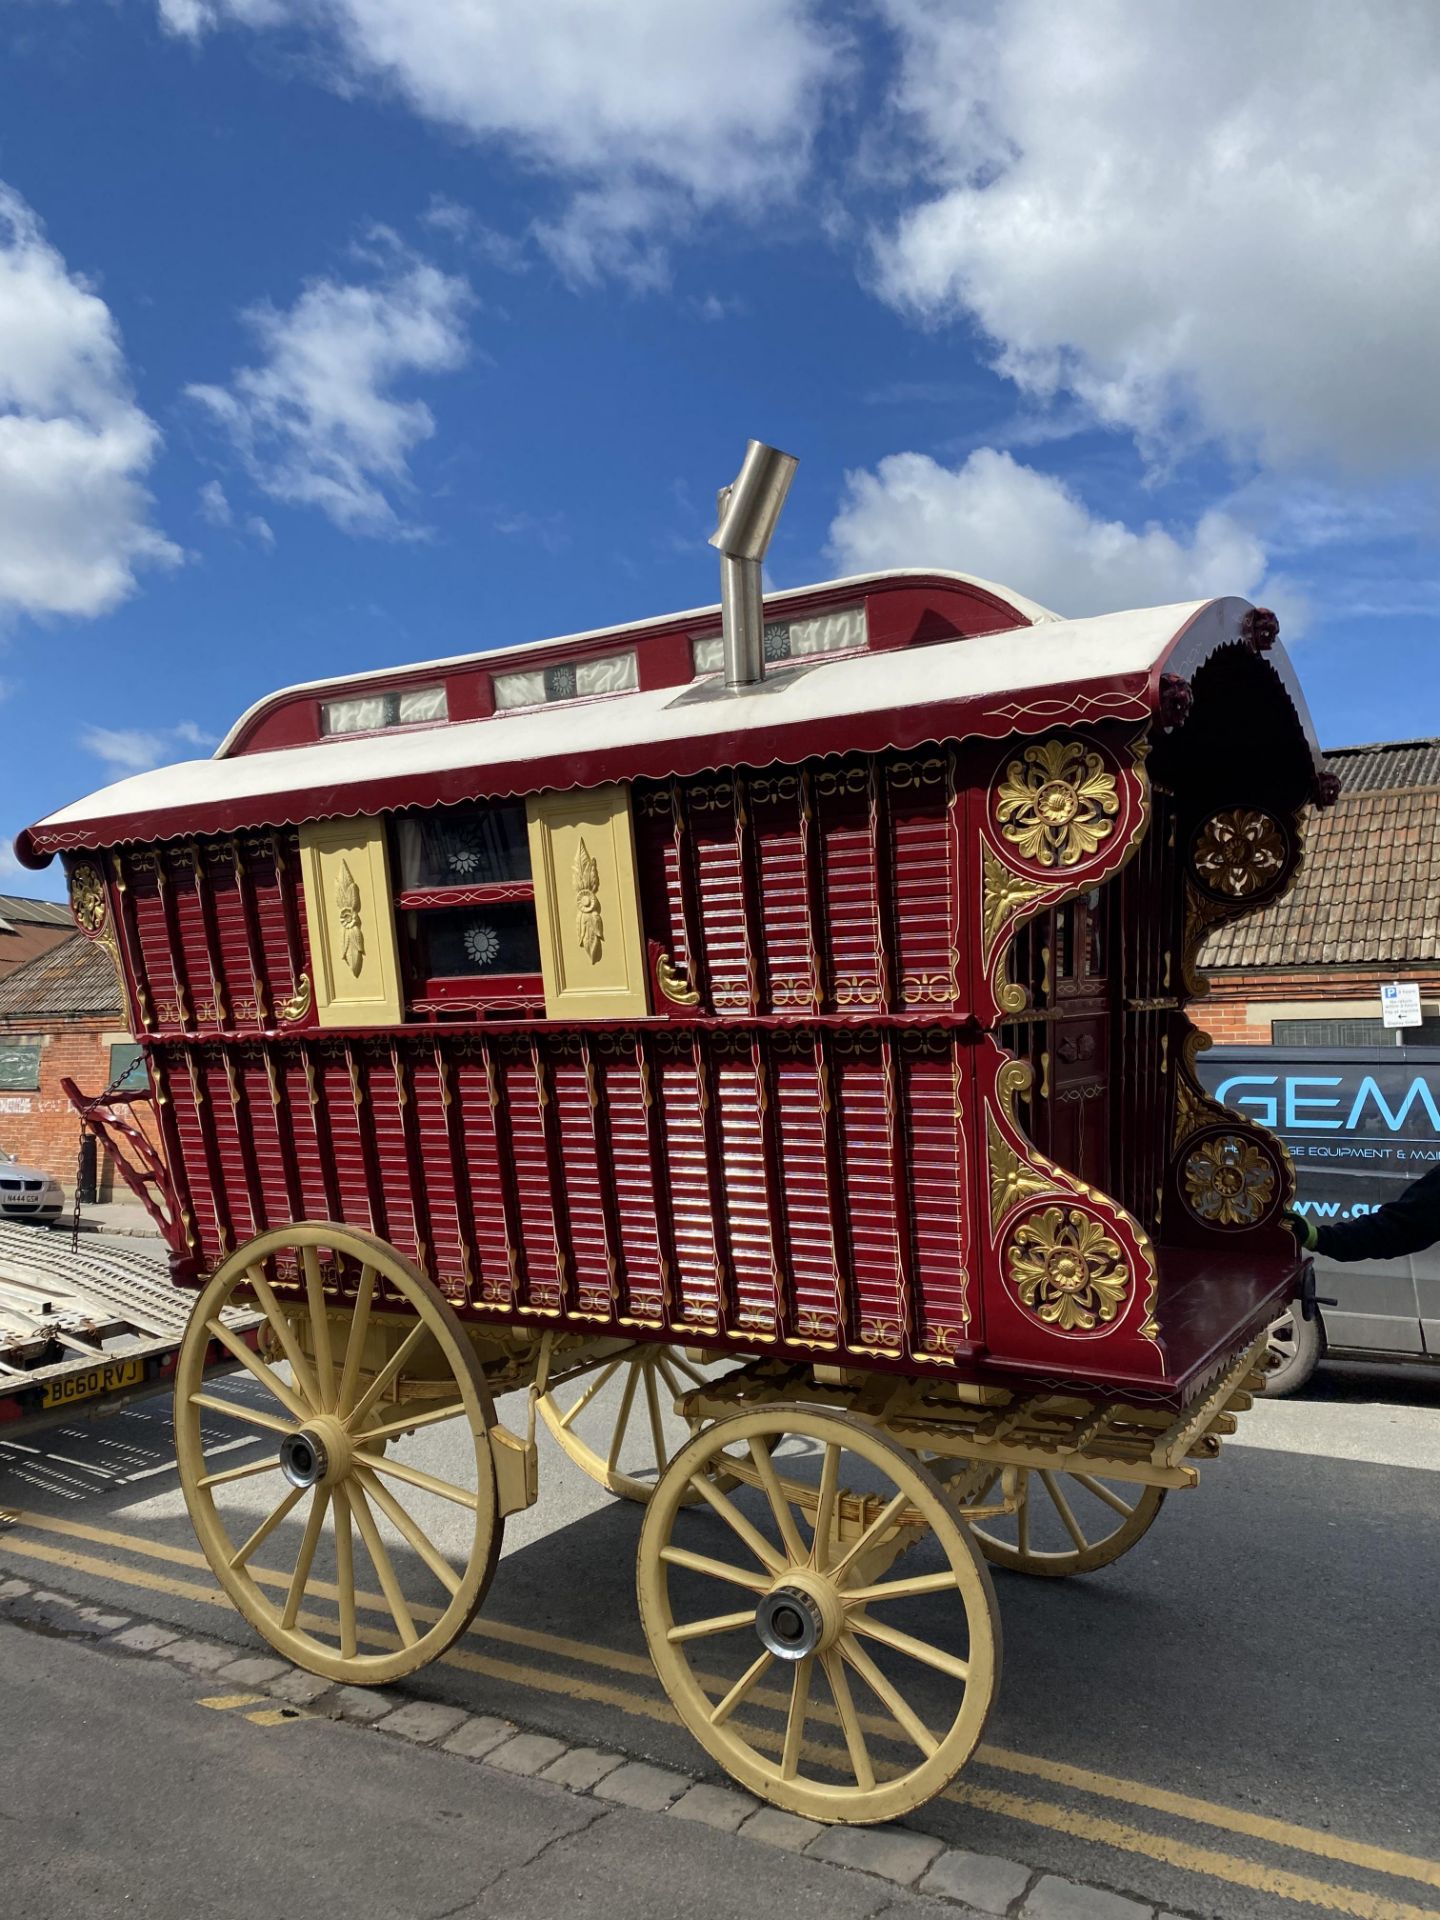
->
[1313, 1161, 1440, 1262]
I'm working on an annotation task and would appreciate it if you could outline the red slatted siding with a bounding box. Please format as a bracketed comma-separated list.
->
[604, 1047, 667, 1310]
[816, 772, 881, 1010]
[903, 1042, 972, 1353]
[690, 785, 749, 1013]
[364, 1050, 417, 1262]
[772, 1043, 841, 1338]
[410, 1053, 466, 1288]
[454, 1053, 515, 1305]
[713, 1041, 776, 1332]
[500, 1047, 561, 1305]
[752, 781, 816, 1013]
[551, 1053, 612, 1309]
[834, 1042, 904, 1342]
[889, 762, 960, 1010]
[655, 1045, 722, 1328]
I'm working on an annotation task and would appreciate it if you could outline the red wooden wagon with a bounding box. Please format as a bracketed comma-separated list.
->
[19, 445, 1329, 1823]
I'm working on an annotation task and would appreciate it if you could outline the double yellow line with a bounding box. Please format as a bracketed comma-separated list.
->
[3, 1506, 1437, 1920]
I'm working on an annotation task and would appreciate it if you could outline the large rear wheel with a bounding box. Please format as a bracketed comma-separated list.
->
[175, 1222, 502, 1685]
[969, 1467, 1165, 1577]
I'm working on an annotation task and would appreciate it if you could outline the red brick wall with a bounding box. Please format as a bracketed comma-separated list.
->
[0, 1017, 161, 1202]
[1200, 965, 1440, 1045]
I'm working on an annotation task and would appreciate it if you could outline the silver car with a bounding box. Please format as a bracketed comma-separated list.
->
[0, 1149, 65, 1225]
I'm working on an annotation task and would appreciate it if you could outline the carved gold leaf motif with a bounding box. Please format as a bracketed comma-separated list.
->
[69, 862, 107, 934]
[655, 951, 699, 1005]
[276, 972, 312, 1024]
[1191, 808, 1287, 900]
[1182, 1133, 1276, 1227]
[986, 1107, 1050, 1226]
[980, 841, 1044, 948]
[573, 837, 603, 961]
[995, 737, 1119, 868]
[334, 861, 365, 977]
[1007, 1205, 1130, 1332]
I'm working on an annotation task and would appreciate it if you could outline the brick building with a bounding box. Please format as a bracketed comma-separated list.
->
[0, 892, 76, 982]
[1200, 739, 1440, 1045]
[0, 934, 155, 1203]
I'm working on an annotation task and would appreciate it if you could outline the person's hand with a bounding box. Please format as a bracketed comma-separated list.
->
[1284, 1211, 1318, 1251]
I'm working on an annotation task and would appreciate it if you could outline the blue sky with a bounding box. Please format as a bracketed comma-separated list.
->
[2, 1, 1437, 901]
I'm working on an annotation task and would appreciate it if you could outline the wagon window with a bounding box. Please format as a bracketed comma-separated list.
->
[392, 801, 543, 1007]
[321, 684, 448, 736]
[690, 603, 867, 676]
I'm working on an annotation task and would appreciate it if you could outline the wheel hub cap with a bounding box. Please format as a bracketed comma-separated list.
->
[279, 1427, 330, 1489]
[755, 1584, 826, 1661]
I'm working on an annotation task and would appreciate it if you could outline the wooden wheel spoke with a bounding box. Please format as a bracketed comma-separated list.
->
[827, 1488, 911, 1587]
[708, 1649, 773, 1726]
[1070, 1472, 1137, 1520]
[204, 1318, 310, 1425]
[1017, 1477, 1032, 1557]
[841, 1569, 961, 1607]
[643, 1359, 668, 1476]
[658, 1544, 771, 1593]
[1040, 1469, 1089, 1553]
[849, 1608, 970, 1683]
[301, 1246, 336, 1411]
[246, 1269, 322, 1412]
[840, 1633, 940, 1758]
[281, 1486, 330, 1630]
[190, 1390, 293, 1437]
[607, 1360, 641, 1473]
[809, 1441, 840, 1570]
[747, 1437, 807, 1565]
[557, 1357, 624, 1431]
[665, 1607, 756, 1645]
[196, 1455, 282, 1491]
[348, 1478, 419, 1647]
[332, 1484, 358, 1659]
[689, 1473, 785, 1575]
[781, 1654, 814, 1781]
[228, 1484, 304, 1571]
[335, 1265, 376, 1419]
[356, 1400, 466, 1447]
[354, 1466, 462, 1597]
[345, 1320, 432, 1432]
[822, 1650, 874, 1793]
[352, 1449, 479, 1510]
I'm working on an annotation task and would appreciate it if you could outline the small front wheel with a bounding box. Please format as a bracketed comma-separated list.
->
[1261, 1302, 1322, 1397]
[969, 1468, 1165, 1577]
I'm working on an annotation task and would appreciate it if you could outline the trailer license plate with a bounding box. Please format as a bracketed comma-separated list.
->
[41, 1357, 144, 1409]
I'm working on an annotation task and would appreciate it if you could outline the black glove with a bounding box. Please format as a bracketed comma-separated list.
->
[1283, 1211, 1318, 1252]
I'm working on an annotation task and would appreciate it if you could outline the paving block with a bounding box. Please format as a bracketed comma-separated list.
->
[110, 1622, 181, 1653]
[668, 1783, 760, 1832]
[807, 1823, 944, 1887]
[76, 1608, 131, 1632]
[739, 1806, 826, 1852]
[218, 1655, 289, 1686]
[485, 1733, 570, 1777]
[539, 1746, 627, 1792]
[591, 1761, 690, 1812]
[0, 1579, 33, 1600]
[164, 1638, 239, 1674]
[1021, 1877, 1154, 1920]
[442, 1714, 518, 1761]
[266, 1669, 335, 1705]
[920, 1846, 1034, 1914]
[376, 1700, 470, 1745]
[330, 1685, 400, 1724]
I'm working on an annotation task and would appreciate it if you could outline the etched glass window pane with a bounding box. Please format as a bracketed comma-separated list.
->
[787, 605, 866, 657]
[492, 669, 548, 710]
[574, 650, 637, 697]
[409, 903, 541, 977]
[321, 695, 388, 735]
[690, 634, 725, 675]
[395, 803, 531, 889]
[396, 685, 448, 724]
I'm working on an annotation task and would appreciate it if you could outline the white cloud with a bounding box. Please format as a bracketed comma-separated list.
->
[157, 1, 840, 276]
[828, 448, 1272, 619]
[0, 183, 180, 621]
[875, 0, 1440, 476]
[188, 253, 473, 535]
[80, 719, 217, 774]
[246, 513, 276, 548]
[198, 478, 232, 526]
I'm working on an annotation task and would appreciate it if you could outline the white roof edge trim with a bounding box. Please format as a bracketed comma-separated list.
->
[38, 599, 1212, 837]
[214, 567, 1062, 758]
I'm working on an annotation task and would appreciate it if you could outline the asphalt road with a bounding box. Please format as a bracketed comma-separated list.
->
[3, 1350, 1438, 1920]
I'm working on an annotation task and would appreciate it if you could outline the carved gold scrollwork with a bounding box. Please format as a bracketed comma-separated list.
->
[655, 951, 699, 1006]
[995, 737, 1120, 868]
[1181, 1133, 1278, 1228]
[1006, 1205, 1131, 1332]
[987, 1107, 1051, 1225]
[573, 837, 604, 961]
[69, 862, 107, 933]
[276, 972, 312, 1024]
[335, 862, 365, 977]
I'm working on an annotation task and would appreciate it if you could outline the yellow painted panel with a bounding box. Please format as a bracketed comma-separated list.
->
[526, 785, 650, 1019]
[298, 818, 403, 1028]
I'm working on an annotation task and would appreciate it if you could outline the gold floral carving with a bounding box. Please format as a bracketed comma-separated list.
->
[1191, 808, 1287, 900]
[1007, 1206, 1130, 1332]
[987, 1107, 1050, 1226]
[1182, 1133, 1277, 1227]
[69, 862, 107, 934]
[980, 841, 1044, 948]
[995, 737, 1119, 869]
[276, 972, 312, 1024]
[573, 838, 603, 961]
[334, 861, 365, 977]
[655, 951, 699, 1006]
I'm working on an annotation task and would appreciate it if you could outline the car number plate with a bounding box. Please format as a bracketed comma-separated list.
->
[41, 1357, 144, 1409]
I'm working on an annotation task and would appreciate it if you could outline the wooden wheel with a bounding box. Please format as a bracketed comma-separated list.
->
[969, 1467, 1165, 1577]
[175, 1222, 502, 1685]
[538, 1342, 716, 1504]
[637, 1405, 1000, 1825]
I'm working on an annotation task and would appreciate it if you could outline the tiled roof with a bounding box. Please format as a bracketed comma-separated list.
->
[1203, 741, 1440, 969]
[0, 892, 73, 928]
[0, 934, 122, 1020]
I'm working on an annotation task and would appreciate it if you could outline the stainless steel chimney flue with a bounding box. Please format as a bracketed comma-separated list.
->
[709, 440, 798, 691]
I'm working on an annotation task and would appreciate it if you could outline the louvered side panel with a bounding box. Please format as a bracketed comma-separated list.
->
[410, 1053, 467, 1290]
[633, 786, 687, 967]
[603, 1048, 667, 1311]
[753, 781, 816, 1013]
[772, 1043, 842, 1344]
[319, 1060, 376, 1232]
[690, 783, 749, 1014]
[551, 1054, 613, 1312]
[655, 1046, 722, 1330]
[903, 1041, 973, 1357]
[198, 1055, 259, 1243]
[358, 1050, 416, 1263]
[713, 1040, 776, 1336]
[129, 858, 182, 1029]
[834, 1042, 904, 1347]
[163, 1061, 224, 1262]
[168, 852, 217, 1027]
[889, 761, 962, 1010]
[249, 838, 305, 1003]
[454, 1055, 517, 1307]
[500, 1047, 561, 1306]
[242, 1053, 295, 1229]
[281, 1054, 333, 1225]
[817, 770, 881, 1009]
[204, 848, 262, 1028]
